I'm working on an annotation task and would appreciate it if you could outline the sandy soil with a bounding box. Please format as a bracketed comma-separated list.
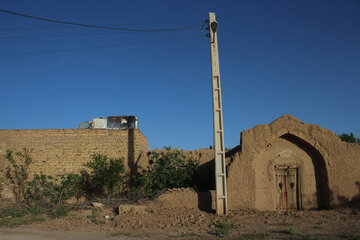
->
[1, 198, 359, 240]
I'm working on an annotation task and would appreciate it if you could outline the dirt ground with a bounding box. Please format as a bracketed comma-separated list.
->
[1, 196, 359, 240]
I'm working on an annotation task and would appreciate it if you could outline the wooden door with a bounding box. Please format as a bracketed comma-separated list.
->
[275, 166, 298, 211]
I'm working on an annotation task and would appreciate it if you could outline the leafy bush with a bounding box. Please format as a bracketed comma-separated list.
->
[27, 174, 55, 202]
[10, 151, 126, 202]
[59, 173, 85, 200]
[84, 154, 126, 196]
[339, 132, 360, 143]
[27, 173, 84, 205]
[133, 147, 199, 196]
[5, 148, 33, 203]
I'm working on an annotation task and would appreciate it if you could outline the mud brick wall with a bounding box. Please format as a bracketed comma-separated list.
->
[226, 115, 360, 210]
[0, 128, 149, 179]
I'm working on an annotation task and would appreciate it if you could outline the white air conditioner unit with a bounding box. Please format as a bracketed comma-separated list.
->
[91, 117, 107, 129]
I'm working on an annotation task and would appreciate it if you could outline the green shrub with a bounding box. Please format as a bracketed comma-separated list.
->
[339, 132, 360, 143]
[27, 173, 84, 205]
[58, 173, 85, 201]
[5, 148, 33, 203]
[84, 154, 126, 196]
[133, 147, 199, 196]
[26, 153, 126, 202]
[27, 173, 55, 202]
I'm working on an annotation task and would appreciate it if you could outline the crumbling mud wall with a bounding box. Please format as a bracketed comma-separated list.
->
[227, 115, 360, 211]
[152, 188, 215, 211]
[148, 148, 214, 166]
[0, 128, 149, 198]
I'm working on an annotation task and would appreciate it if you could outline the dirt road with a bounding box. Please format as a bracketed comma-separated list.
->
[1, 204, 359, 240]
[0, 228, 120, 240]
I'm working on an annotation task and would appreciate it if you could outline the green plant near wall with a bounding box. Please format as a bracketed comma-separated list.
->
[84, 153, 126, 196]
[26, 173, 84, 205]
[133, 147, 199, 196]
[339, 132, 360, 143]
[5, 148, 33, 203]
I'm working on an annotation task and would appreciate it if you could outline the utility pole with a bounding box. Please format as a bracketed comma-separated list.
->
[208, 12, 228, 215]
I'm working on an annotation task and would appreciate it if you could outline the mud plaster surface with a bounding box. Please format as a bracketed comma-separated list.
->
[227, 115, 360, 210]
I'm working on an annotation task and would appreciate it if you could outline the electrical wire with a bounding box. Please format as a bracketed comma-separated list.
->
[0, 35, 206, 57]
[0, 21, 202, 31]
[0, 9, 202, 32]
[0, 32, 137, 39]
[0, 29, 201, 40]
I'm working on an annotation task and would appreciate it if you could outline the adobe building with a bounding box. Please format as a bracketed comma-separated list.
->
[1, 114, 359, 212]
[226, 115, 360, 211]
[135, 115, 360, 212]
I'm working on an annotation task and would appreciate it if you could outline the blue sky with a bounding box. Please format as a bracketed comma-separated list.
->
[1, 0, 359, 150]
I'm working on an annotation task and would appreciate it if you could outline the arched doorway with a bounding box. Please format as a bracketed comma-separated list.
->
[280, 134, 330, 209]
[253, 133, 330, 210]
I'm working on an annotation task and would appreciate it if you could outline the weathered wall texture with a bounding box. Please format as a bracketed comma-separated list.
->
[152, 188, 215, 211]
[2, 115, 359, 212]
[0, 128, 149, 197]
[227, 115, 360, 211]
[149, 148, 214, 166]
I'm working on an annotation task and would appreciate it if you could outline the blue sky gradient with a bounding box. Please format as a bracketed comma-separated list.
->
[1, 0, 359, 150]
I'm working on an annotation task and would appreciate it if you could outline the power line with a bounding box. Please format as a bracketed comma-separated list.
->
[0, 35, 205, 57]
[0, 32, 137, 39]
[0, 29, 201, 40]
[0, 21, 202, 31]
[0, 9, 202, 32]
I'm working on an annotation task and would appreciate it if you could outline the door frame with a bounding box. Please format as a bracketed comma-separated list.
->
[274, 165, 300, 211]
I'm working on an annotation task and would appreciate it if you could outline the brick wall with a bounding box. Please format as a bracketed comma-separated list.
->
[0, 128, 149, 180]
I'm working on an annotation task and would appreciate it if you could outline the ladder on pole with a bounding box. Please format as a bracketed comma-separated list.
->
[208, 12, 228, 215]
